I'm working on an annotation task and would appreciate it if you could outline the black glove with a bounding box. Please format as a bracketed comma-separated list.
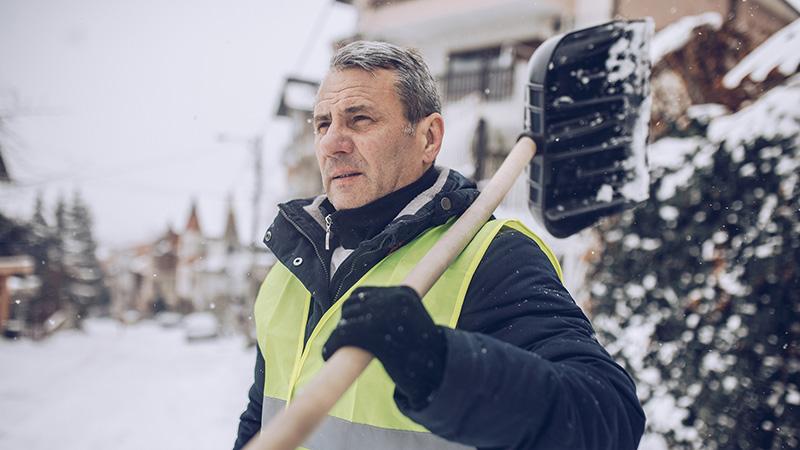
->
[322, 285, 447, 409]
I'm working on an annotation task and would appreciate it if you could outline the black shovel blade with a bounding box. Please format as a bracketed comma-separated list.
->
[525, 19, 654, 238]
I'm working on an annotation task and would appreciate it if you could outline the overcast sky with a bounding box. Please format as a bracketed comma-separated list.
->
[0, 0, 356, 249]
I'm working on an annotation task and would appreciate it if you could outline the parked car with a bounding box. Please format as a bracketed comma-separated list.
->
[154, 311, 183, 328]
[183, 312, 219, 342]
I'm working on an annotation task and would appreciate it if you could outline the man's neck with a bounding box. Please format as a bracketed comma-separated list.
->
[321, 166, 438, 250]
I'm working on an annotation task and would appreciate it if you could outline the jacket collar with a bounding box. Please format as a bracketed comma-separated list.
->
[274, 168, 477, 243]
[264, 167, 479, 300]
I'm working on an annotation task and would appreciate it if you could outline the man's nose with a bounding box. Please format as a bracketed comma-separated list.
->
[318, 122, 354, 157]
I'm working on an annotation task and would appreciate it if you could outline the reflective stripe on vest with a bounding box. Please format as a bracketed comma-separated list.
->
[254, 219, 562, 449]
[260, 396, 470, 450]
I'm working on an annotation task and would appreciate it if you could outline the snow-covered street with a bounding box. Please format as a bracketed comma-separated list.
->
[0, 319, 254, 450]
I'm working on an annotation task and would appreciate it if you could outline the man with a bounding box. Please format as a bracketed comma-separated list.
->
[234, 41, 645, 450]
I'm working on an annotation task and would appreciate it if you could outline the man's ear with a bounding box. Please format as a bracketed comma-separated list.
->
[419, 112, 444, 164]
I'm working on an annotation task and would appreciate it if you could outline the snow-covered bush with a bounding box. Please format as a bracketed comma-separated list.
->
[589, 77, 800, 449]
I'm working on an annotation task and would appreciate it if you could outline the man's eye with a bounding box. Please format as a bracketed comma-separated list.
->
[315, 122, 330, 133]
[353, 115, 372, 123]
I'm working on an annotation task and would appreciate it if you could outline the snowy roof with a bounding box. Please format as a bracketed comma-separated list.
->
[650, 12, 723, 64]
[649, 75, 800, 202]
[722, 18, 800, 88]
[709, 75, 800, 148]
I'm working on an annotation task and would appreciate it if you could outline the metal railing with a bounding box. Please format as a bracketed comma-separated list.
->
[439, 66, 515, 103]
[369, 0, 414, 7]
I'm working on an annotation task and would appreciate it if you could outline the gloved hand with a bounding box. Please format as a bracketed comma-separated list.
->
[322, 285, 447, 409]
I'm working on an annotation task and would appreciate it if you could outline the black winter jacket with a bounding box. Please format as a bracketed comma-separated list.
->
[233, 168, 645, 450]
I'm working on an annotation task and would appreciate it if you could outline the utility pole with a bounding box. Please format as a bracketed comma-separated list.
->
[217, 133, 264, 249]
[217, 132, 264, 345]
[250, 136, 263, 252]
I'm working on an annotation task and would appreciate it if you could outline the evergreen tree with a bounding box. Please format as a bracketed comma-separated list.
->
[0, 212, 29, 256]
[50, 195, 72, 325]
[0, 196, 66, 334]
[588, 79, 800, 449]
[55, 195, 67, 235]
[31, 192, 47, 229]
[26, 193, 63, 329]
[59, 191, 109, 327]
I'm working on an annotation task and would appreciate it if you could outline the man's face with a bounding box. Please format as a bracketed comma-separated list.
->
[313, 68, 436, 210]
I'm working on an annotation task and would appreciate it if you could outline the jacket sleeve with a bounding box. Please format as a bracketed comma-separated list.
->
[397, 228, 645, 449]
[233, 345, 265, 450]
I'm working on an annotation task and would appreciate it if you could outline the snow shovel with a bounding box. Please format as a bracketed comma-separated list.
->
[245, 19, 653, 450]
[526, 19, 653, 237]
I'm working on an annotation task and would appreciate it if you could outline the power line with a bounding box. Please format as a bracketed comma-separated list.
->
[6, 143, 232, 189]
[292, 0, 334, 76]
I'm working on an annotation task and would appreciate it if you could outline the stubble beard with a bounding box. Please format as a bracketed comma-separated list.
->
[324, 158, 374, 210]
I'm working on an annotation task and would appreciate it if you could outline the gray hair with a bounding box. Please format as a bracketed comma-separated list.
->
[330, 41, 441, 125]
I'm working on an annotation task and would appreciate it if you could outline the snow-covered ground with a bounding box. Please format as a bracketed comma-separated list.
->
[0, 319, 254, 450]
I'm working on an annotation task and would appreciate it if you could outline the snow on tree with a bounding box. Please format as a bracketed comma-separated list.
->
[25, 193, 65, 330]
[0, 192, 112, 335]
[647, 11, 795, 142]
[0, 196, 67, 336]
[589, 75, 800, 449]
[31, 193, 48, 230]
[58, 191, 110, 327]
[650, 12, 723, 65]
[723, 18, 800, 89]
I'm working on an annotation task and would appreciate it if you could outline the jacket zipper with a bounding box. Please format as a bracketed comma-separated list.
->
[332, 216, 425, 301]
[279, 209, 330, 280]
[332, 246, 383, 302]
[333, 255, 359, 302]
[324, 214, 332, 251]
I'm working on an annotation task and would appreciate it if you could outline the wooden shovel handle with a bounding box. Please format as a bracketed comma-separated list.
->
[245, 137, 537, 450]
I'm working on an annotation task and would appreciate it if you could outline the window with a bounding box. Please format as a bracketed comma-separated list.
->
[441, 46, 514, 103]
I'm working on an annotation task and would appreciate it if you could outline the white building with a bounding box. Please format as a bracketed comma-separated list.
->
[275, 77, 323, 200]
[273, 0, 798, 304]
[341, 0, 602, 298]
[106, 198, 272, 335]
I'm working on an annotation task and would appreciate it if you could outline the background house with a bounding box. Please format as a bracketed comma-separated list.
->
[105, 197, 273, 339]
[273, 0, 798, 304]
[1, 1, 799, 448]
[275, 77, 323, 199]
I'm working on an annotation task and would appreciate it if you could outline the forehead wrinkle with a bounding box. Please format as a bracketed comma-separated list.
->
[314, 90, 383, 116]
[312, 104, 381, 126]
[314, 69, 401, 117]
[344, 105, 378, 115]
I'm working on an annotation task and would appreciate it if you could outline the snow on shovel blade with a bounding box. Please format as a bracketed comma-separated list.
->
[526, 19, 654, 238]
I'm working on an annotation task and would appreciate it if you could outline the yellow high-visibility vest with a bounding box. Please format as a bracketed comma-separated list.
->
[254, 219, 562, 450]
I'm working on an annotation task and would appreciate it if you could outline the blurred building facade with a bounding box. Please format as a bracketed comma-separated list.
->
[105, 199, 274, 333]
[616, 0, 797, 37]
[272, 0, 798, 302]
[275, 77, 323, 199]
[0, 255, 34, 336]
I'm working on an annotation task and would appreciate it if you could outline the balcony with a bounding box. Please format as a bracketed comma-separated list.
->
[368, 0, 413, 6]
[356, 0, 561, 43]
[439, 65, 515, 104]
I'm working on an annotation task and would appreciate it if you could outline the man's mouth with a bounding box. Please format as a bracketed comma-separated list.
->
[332, 172, 362, 180]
